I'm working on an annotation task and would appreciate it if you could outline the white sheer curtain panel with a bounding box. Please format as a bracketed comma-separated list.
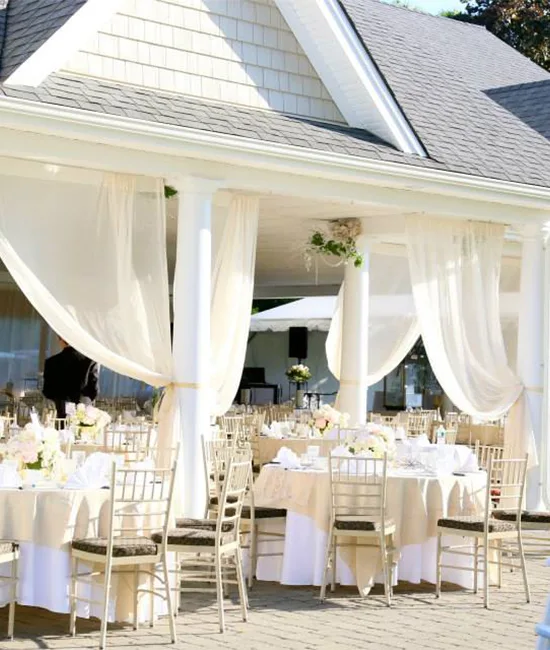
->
[0, 163, 172, 391]
[406, 216, 534, 462]
[210, 195, 259, 416]
[326, 251, 420, 385]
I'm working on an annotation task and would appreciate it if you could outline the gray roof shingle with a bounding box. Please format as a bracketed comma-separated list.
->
[486, 80, 550, 143]
[339, 0, 550, 187]
[0, 0, 87, 81]
[0, 72, 447, 171]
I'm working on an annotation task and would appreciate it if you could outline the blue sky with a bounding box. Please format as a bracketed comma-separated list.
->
[381, 0, 465, 14]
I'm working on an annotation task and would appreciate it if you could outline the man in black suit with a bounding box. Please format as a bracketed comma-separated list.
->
[42, 338, 99, 419]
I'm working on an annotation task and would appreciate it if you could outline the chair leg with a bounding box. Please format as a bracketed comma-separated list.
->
[483, 537, 489, 609]
[319, 529, 333, 601]
[235, 547, 248, 623]
[69, 556, 77, 637]
[7, 553, 17, 640]
[330, 534, 337, 593]
[149, 570, 155, 628]
[248, 525, 257, 590]
[133, 566, 139, 631]
[517, 530, 531, 604]
[215, 554, 225, 633]
[473, 538, 479, 594]
[99, 559, 113, 650]
[380, 534, 391, 607]
[162, 553, 177, 644]
[435, 532, 442, 599]
[497, 540, 503, 589]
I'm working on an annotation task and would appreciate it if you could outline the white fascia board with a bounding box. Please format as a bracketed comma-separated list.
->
[275, 0, 426, 156]
[0, 96, 550, 215]
[3, 0, 122, 87]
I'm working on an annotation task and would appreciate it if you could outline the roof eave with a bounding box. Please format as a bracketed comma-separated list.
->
[0, 94, 549, 213]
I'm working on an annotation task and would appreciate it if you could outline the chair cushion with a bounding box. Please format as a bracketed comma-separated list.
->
[334, 519, 383, 531]
[209, 495, 238, 506]
[175, 517, 234, 532]
[151, 528, 232, 546]
[437, 516, 515, 533]
[0, 541, 17, 555]
[241, 506, 287, 520]
[493, 510, 550, 524]
[72, 537, 158, 557]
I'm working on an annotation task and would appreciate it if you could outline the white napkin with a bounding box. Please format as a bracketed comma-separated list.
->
[454, 446, 479, 472]
[410, 434, 431, 448]
[65, 452, 113, 489]
[0, 461, 21, 488]
[273, 446, 301, 469]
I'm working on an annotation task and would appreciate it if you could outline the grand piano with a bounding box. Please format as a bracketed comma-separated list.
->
[237, 367, 280, 405]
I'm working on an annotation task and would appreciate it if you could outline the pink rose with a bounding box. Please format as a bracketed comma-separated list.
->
[315, 418, 327, 430]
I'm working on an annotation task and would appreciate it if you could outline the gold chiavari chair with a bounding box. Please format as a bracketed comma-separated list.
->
[70, 456, 179, 648]
[320, 453, 396, 604]
[436, 455, 530, 608]
[406, 412, 433, 438]
[474, 442, 505, 472]
[154, 450, 251, 632]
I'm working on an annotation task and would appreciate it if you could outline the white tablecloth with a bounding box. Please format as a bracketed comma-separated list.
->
[253, 466, 486, 594]
[0, 487, 170, 622]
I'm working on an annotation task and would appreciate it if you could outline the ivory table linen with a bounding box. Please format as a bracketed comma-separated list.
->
[253, 466, 486, 594]
[0, 487, 167, 621]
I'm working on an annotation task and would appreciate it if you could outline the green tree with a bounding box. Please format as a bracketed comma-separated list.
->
[445, 1, 550, 71]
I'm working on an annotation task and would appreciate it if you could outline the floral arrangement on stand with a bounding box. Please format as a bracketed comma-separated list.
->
[305, 218, 364, 270]
[344, 423, 397, 459]
[310, 404, 349, 437]
[69, 403, 111, 442]
[285, 364, 312, 384]
[6, 424, 65, 479]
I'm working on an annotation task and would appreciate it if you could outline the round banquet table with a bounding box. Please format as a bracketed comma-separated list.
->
[0, 486, 169, 622]
[252, 465, 487, 595]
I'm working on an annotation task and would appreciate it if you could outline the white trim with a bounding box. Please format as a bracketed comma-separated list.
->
[275, 0, 426, 156]
[0, 96, 549, 213]
[3, 0, 122, 87]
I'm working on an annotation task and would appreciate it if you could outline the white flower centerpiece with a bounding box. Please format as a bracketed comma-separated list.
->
[6, 423, 65, 482]
[69, 403, 111, 443]
[310, 404, 349, 437]
[285, 364, 312, 384]
[345, 423, 397, 460]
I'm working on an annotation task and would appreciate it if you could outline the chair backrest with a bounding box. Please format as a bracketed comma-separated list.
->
[202, 436, 236, 500]
[487, 455, 528, 520]
[474, 441, 504, 472]
[407, 412, 432, 437]
[215, 450, 252, 545]
[101, 426, 152, 463]
[217, 415, 244, 434]
[107, 450, 178, 551]
[329, 454, 388, 529]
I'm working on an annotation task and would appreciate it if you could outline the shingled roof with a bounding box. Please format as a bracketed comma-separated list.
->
[0, 0, 86, 82]
[338, 0, 550, 187]
[0, 72, 446, 172]
[0, 0, 549, 189]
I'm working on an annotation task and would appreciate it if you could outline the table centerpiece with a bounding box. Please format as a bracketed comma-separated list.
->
[69, 403, 111, 443]
[6, 423, 65, 483]
[310, 404, 349, 437]
[286, 364, 312, 408]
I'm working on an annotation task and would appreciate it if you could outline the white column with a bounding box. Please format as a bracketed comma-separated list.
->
[517, 224, 544, 509]
[542, 228, 550, 509]
[172, 176, 220, 517]
[338, 234, 370, 425]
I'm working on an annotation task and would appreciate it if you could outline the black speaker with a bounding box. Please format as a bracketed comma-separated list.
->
[289, 327, 308, 360]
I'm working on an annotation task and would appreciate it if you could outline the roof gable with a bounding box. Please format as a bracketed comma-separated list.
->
[0, 0, 87, 82]
[339, 0, 550, 187]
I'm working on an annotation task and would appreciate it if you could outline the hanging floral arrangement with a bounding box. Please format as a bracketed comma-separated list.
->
[305, 218, 364, 270]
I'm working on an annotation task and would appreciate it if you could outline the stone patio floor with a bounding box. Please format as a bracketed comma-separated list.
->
[1, 555, 548, 650]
